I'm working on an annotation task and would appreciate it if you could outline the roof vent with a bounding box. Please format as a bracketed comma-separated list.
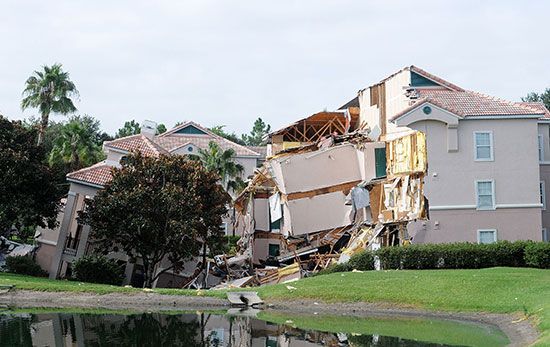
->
[141, 120, 157, 139]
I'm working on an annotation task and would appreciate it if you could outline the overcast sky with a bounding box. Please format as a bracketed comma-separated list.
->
[0, 1, 548, 135]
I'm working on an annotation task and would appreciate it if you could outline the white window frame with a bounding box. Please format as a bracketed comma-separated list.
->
[475, 180, 496, 210]
[541, 181, 546, 211]
[477, 229, 497, 244]
[538, 134, 545, 162]
[542, 228, 549, 242]
[474, 131, 494, 161]
[220, 222, 228, 236]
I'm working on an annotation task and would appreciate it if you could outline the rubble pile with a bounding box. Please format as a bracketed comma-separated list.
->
[212, 119, 429, 288]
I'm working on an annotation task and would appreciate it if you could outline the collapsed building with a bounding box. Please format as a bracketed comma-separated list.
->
[216, 108, 428, 287]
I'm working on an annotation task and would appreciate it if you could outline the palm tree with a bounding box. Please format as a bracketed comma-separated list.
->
[197, 142, 245, 193]
[49, 116, 104, 171]
[21, 64, 79, 145]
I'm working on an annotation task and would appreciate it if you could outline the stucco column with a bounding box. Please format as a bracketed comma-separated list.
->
[123, 261, 134, 286]
[49, 192, 78, 279]
[75, 224, 91, 258]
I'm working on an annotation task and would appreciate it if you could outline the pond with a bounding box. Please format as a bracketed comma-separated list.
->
[0, 310, 509, 346]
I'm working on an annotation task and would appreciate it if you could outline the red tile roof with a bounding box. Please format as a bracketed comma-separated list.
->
[157, 121, 260, 156]
[66, 162, 113, 187]
[67, 121, 261, 188]
[391, 89, 546, 121]
[104, 134, 168, 157]
[519, 102, 550, 119]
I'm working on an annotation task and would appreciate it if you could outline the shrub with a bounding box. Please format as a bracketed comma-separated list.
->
[376, 246, 403, 270]
[348, 250, 375, 271]
[316, 262, 351, 276]
[223, 235, 241, 255]
[524, 242, 550, 269]
[72, 255, 125, 285]
[5, 256, 47, 277]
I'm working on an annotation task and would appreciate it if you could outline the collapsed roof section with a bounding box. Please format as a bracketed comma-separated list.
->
[267, 108, 361, 155]
[229, 123, 428, 284]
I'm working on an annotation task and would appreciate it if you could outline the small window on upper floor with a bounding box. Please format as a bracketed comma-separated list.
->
[476, 180, 495, 210]
[538, 135, 544, 162]
[478, 229, 497, 244]
[540, 181, 546, 210]
[474, 131, 493, 161]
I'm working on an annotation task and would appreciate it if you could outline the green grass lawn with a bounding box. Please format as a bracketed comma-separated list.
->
[256, 267, 550, 346]
[1, 267, 549, 345]
[0, 272, 225, 298]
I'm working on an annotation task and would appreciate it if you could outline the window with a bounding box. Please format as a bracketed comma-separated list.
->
[538, 135, 544, 162]
[543, 228, 549, 242]
[268, 244, 280, 257]
[219, 222, 228, 236]
[476, 180, 495, 210]
[541, 181, 546, 210]
[474, 131, 493, 161]
[375, 147, 387, 178]
[478, 229, 497, 244]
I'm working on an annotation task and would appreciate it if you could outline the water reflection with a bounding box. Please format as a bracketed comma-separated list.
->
[0, 311, 491, 347]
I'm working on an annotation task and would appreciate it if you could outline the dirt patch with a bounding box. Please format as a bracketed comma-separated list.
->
[0, 290, 540, 346]
[0, 289, 229, 311]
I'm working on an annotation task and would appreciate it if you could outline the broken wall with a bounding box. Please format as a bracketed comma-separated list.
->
[269, 144, 362, 194]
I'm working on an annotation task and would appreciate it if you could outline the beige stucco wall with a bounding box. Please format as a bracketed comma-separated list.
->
[358, 69, 411, 138]
[270, 144, 362, 194]
[406, 118, 540, 208]
[252, 237, 281, 264]
[35, 243, 57, 273]
[235, 156, 259, 180]
[409, 208, 542, 243]
[286, 191, 352, 235]
[401, 116, 542, 242]
[540, 165, 550, 231]
[253, 198, 270, 232]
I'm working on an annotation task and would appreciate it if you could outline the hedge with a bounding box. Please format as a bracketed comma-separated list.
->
[5, 256, 48, 277]
[72, 255, 125, 285]
[524, 242, 550, 269]
[320, 240, 549, 275]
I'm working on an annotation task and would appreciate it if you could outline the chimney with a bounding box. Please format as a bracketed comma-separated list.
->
[141, 120, 157, 139]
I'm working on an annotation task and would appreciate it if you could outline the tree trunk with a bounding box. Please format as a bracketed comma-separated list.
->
[201, 242, 207, 288]
[143, 262, 156, 288]
[37, 112, 49, 146]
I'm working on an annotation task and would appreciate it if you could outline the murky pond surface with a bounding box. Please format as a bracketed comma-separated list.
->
[0, 311, 509, 347]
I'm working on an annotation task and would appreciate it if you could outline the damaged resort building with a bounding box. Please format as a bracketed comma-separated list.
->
[33, 65, 550, 288]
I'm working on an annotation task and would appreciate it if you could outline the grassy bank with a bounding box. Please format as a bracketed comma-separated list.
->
[0, 273, 225, 298]
[256, 267, 550, 345]
[1, 267, 549, 344]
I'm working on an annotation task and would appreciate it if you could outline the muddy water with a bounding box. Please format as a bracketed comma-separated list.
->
[0, 311, 509, 346]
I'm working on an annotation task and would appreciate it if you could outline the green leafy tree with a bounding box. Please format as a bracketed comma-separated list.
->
[49, 115, 105, 171]
[21, 64, 79, 145]
[156, 123, 167, 135]
[196, 142, 245, 194]
[79, 154, 230, 288]
[115, 120, 141, 138]
[522, 88, 550, 110]
[0, 116, 60, 237]
[209, 125, 246, 145]
[241, 117, 271, 146]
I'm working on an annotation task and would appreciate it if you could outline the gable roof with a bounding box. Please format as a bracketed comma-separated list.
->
[104, 134, 168, 157]
[66, 162, 113, 188]
[408, 66, 464, 92]
[158, 121, 260, 156]
[391, 89, 545, 121]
